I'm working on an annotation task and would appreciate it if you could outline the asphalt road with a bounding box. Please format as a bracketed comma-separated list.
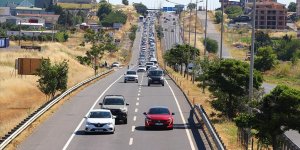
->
[161, 12, 182, 51]
[18, 22, 207, 150]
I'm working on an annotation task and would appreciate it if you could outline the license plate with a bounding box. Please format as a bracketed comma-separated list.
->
[95, 129, 103, 132]
[155, 123, 163, 125]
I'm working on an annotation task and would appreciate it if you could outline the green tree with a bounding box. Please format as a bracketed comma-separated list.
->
[36, 59, 68, 98]
[225, 6, 243, 19]
[122, 0, 129, 5]
[288, 2, 296, 12]
[203, 38, 218, 53]
[100, 10, 127, 27]
[129, 25, 138, 41]
[197, 59, 263, 119]
[255, 31, 272, 51]
[187, 3, 196, 10]
[215, 11, 223, 24]
[254, 46, 277, 72]
[274, 38, 300, 61]
[252, 85, 300, 149]
[97, 1, 112, 20]
[133, 3, 148, 16]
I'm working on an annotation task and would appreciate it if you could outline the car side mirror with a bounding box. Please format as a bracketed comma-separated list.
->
[84, 116, 87, 119]
[143, 112, 147, 115]
[172, 113, 175, 115]
[99, 103, 103, 105]
[126, 103, 129, 106]
[112, 116, 117, 119]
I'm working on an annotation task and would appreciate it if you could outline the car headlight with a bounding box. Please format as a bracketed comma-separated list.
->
[107, 122, 113, 125]
[146, 118, 152, 122]
[148, 77, 152, 80]
[167, 118, 172, 122]
[86, 122, 92, 125]
[160, 76, 164, 80]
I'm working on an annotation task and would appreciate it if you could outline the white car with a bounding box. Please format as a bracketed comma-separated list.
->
[111, 62, 120, 68]
[137, 65, 146, 72]
[124, 70, 138, 83]
[85, 109, 116, 134]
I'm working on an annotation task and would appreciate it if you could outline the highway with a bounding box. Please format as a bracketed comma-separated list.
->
[17, 21, 207, 150]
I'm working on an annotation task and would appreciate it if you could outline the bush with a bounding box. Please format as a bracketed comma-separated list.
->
[225, 6, 243, 19]
[101, 10, 127, 27]
[254, 46, 277, 72]
[215, 11, 223, 24]
[203, 38, 218, 53]
[55, 32, 68, 42]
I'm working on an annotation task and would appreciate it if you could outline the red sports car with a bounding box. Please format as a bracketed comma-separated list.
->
[143, 106, 174, 130]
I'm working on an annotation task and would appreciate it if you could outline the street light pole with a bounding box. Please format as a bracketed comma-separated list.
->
[220, 0, 224, 59]
[204, 0, 208, 55]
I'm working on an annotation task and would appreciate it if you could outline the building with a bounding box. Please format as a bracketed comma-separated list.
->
[0, 7, 10, 16]
[254, 0, 287, 29]
[0, 0, 35, 7]
[16, 13, 59, 27]
[35, 0, 55, 8]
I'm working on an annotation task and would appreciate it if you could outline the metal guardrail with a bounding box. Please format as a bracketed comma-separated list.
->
[0, 69, 113, 150]
[194, 105, 226, 150]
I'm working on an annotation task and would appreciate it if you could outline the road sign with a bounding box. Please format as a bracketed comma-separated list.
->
[162, 7, 168, 11]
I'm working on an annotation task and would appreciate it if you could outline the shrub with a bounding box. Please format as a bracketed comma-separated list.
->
[203, 38, 218, 53]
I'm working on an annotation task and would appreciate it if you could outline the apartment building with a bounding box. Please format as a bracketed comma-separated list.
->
[254, 0, 287, 29]
[297, 0, 300, 16]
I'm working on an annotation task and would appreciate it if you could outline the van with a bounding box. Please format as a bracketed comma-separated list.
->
[149, 58, 157, 65]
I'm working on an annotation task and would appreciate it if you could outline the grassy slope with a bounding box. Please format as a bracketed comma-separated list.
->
[0, 5, 138, 139]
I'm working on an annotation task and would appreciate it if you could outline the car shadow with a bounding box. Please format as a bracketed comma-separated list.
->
[135, 126, 172, 131]
[75, 130, 113, 136]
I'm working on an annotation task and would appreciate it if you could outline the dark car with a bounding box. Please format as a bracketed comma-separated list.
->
[100, 95, 129, 124]
[148, 70, 164, 86]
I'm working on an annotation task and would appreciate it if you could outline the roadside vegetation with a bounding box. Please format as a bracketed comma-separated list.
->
[0, 2, 138, 145]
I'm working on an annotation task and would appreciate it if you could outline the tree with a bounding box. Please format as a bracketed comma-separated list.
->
[255, 31, 272, 51]
[100, 10, 127, 27]
[274, 38, 300, 61]
[215, 11, 223, 24]
[203, 38, 218, 53]
[97, 1, 112, 20]
[254, 46, 277, 72]
[288, 2, 296, 12]
[187, 3, 196, 10]
[225, 6, 243, 19]
[36, 59, 68, 99]
[133, 3, 148, 16]
[122, 0, 129, 5]
[251, 85, 300, 149]
[197, 59, 263, 119]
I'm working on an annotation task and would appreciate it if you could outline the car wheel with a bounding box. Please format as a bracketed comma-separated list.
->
[124, 80, 127, 83]
[162, 83, 164, 86]
[136, 80, 138, 83]
[148, 83, 150, 86]
[124, 118, 128, 124]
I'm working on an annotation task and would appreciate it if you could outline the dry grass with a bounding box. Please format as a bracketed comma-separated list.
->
[57, 2, 93, 9]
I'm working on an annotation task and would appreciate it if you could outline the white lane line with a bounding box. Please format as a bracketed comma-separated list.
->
[138, 90, 141, 93]
[135, 108, 138, 113]
[138, 93, 140, 96]
[136, 102, 139, 106]
[165, 79, 196, 150]
[137, 97, 139, 101]
[133, 116, 137, 121]
[129, 138, 133, 145]
[62, 75, 123, 150]
[132, 126, 135, 132]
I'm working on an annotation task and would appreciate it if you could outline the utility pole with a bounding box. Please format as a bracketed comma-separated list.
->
[188, 5, 192, 45]
[220, 0, 224, 59]
[247, 0, 256, 149]
[192, 0, 199, 83]
[204, 0, 208, 55]
[18, 20, 21, 46]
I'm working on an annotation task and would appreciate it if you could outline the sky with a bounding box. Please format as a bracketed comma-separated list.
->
[105, 0, 296, 10]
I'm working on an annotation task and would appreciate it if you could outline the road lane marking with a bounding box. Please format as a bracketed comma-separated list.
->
[129, 138, 133, 145]
[135, 108, 138, 113]
[133, 116, 137, 121]
[62, 74, 123, 150]
[137, 97, 139, 101]
[138, 93, 140, 96]
[132, 126, 135, 132]
[136, 102, 139, 106]
[165, 79, 196, 150]
[138, 90, 141, 93]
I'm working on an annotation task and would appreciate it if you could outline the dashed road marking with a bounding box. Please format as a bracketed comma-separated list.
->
[138, 90, 141, 93]
[135, 108, 138, 113]
[133, 116, 137, 121]
[129, 138, 133, 145]
[138, 93, 140, 96]
[136, 102, 139, 106]
[132, 126, 135, 132]
[137, 97, 139, 101]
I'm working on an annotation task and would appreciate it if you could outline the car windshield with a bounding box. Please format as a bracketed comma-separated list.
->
[148, 108, 170, 115]
[89, 111, 111, 118]
[103, 98, 124, 105]
[127, 71, 136, 75]
[149, 70, 163, 76]
[146, 62, 154, 65]
[112, 62, 118, 64]
[139, 66, 145, 68]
